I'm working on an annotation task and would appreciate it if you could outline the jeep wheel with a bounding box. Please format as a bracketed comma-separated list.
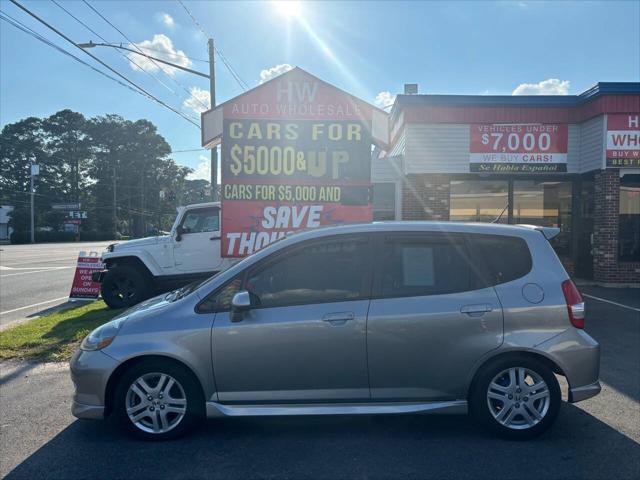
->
[101, 265, 153, 309]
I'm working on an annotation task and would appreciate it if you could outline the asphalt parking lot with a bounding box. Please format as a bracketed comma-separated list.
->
[0, 289, 638, 480]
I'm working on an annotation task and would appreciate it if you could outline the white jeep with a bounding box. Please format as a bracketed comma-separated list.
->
[94, 202, 237, 309]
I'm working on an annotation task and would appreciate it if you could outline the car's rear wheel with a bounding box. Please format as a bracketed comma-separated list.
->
[101, 265, 153, 309]
[113, 358, 204, 441]
[470, 356, 561, 440]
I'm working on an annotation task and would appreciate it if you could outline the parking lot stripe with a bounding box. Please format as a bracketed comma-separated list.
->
[583, 294, 640, 313]
[0, 267, 73, 277]
[0, 296, 70, 316]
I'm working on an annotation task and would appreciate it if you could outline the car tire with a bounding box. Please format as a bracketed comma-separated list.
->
[113, 358, 205, 441]
[470, 355, 561, 440]
[101, 264, 153, 309]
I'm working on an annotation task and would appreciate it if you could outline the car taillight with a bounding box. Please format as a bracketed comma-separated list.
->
[562, 279, 585, 329]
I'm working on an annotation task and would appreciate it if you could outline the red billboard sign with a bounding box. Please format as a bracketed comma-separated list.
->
[470, 124, 568, 173]
[220, 69, 377, 257]
[607, 114, 640, 168]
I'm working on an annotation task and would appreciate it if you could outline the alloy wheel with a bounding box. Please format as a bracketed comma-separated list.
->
[486, 367, 550, 430]
[125, 372, 188, 434]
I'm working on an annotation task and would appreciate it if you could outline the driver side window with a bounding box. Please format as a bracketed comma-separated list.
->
[244, 236, 371, 309]
[180, 208, 220, 234]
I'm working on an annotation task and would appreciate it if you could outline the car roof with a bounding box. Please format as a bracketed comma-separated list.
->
[285, 221, 544, 240]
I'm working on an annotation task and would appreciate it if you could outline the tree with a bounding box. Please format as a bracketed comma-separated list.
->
[1, 110, 194, 242]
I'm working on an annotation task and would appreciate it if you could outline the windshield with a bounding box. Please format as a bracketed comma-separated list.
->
[164, 275, 217, 302]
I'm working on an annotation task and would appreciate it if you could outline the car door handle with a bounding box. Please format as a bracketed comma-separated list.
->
[322, 312, 355, 325]
[210, 236, 220, 241]
[460, 304, 493, 316]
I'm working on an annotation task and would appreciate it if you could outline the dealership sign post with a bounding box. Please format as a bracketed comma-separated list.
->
[201, 68, 389, 257]
[469, 124, 568, 173]
[606, 114, 640, 168]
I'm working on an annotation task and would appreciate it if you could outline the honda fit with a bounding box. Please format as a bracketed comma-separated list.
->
[70, 222, 600, 440]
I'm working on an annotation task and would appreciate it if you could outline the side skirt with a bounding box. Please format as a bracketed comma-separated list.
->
[205, 400, 468, 418]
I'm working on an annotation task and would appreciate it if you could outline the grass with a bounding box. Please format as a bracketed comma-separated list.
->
[0, 301, 123, 362]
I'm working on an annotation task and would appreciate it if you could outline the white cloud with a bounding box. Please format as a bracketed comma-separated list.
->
[259, 64, 293, 84]
[183, 86, 211, 115]
[187, 155, 211, 180]
[155, 12, 175, 28]
[512, 79, 570, 95]
[374, 91, 396, 109]
[127, 34, 191, 76]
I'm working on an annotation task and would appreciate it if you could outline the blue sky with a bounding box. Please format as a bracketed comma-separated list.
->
[1, 0, 639, 179]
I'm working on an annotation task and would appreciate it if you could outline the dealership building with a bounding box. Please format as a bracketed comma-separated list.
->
[372, 82, 640, 285]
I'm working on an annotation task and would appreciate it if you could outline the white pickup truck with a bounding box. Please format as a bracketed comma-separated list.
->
[94, 202, 237, 309]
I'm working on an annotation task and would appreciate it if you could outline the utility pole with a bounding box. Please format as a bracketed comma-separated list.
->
[112, 163, 118, 237]
[208, 38, 217, 202]
[30, 163, 37, 243]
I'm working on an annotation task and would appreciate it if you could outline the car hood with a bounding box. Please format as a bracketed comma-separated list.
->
[112, 235, 170, 250]
[108, 292, 175, 331]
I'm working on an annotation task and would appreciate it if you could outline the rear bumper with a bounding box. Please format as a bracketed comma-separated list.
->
[537, 328, 601, 403]
[569, 381, 602, 403]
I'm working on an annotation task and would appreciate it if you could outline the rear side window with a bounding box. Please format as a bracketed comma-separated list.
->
[377, 235, 473, 298]
[469, 234, 532, 285]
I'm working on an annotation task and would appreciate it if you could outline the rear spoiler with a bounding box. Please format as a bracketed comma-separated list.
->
[516, 224, 561, 240]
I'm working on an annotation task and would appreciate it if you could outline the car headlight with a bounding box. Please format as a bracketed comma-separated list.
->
[81, 317, 127, 351]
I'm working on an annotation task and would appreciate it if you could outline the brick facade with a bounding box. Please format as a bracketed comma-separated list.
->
[402, 174, 450, 220]
[593, 169, 640, 284]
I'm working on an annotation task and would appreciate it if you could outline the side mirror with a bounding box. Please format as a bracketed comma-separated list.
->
[175, 225, 183, 242]
[230, 291, 252, 322]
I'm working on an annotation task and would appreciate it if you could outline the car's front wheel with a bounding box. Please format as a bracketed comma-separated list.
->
[470, 356, 561, 440]
[101, 265, 153, 309]
[113, 358, 204, 440]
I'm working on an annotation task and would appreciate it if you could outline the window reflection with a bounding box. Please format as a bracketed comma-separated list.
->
[450, 180, 509, 223]
[513, 180, 572, 256]
[619, 175, 640, 262]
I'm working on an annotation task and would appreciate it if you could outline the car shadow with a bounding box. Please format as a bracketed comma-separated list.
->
[4, 403, 639, 480]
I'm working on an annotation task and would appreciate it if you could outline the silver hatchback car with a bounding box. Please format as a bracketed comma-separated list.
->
[71, 222, 600, 440]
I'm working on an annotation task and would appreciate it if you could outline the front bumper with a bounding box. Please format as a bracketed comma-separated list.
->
[91, 270, 106, 283]
[72, 401, 105, 420]
[69, 348, 119, 419]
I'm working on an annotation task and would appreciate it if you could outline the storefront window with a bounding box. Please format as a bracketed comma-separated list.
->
[450, 180, 508, 223]
[513, 180, 572, 256]
[619, 175, 640, 262]
[372, 183, 396, 220]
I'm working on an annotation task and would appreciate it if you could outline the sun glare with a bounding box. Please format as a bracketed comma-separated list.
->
[273, 0, 302, 18]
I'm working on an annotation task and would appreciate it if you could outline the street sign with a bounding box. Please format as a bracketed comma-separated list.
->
[52, 203, 81, 210]
[68, 211, 88, 219]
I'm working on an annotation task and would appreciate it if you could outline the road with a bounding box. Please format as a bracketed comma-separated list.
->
[0, 241, 113, 328]
[0, 289, 638, 479]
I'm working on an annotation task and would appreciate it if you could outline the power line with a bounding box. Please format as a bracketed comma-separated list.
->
[50, 0, 198, 118]
[171, 148, 206, 153]
[8, 0, 200, 128]
[0, 11, 148, 99]
[177, 0, 248, 91]
[82, 0, 210, 111]
[128, 44, 208, 63]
